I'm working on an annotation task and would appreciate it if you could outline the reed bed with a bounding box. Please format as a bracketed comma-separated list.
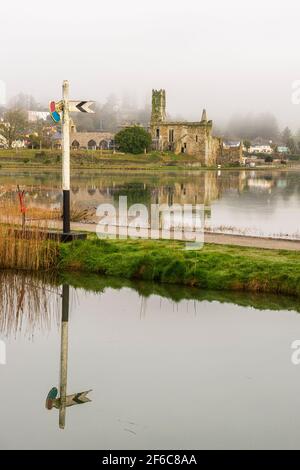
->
[0, 199, 57, 221]
[0, 195, 94, 223]
[0, 199, 60, 271]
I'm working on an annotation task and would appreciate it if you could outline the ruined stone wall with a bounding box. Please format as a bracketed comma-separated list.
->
[150, 89, 230, 166]
[218, 145, 243, 164]
[70, 131, 114, 148]
[150, 122, 215, 165]
[151, 118, 244, 166]
[211, 137, 223, 165]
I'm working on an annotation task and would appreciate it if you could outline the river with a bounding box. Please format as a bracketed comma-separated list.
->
[1, 271, 300, 449]
[0, 169, 300, 238]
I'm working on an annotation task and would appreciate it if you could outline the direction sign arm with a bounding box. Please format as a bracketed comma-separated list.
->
[69, 101, 95, 113]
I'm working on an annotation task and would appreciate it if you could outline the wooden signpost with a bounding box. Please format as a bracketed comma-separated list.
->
[69, 100, 94, 113]
[49, 81, 95, 238]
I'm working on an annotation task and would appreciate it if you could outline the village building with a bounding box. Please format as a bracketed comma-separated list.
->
[0, 134, 7, 148]
[223, 141, 242, 150]
[247, 144, 273, 154]
[0, 133, 27, 149]
[27, 110, 50, 122]
[51, 120, 114, 150]
[277, 146, 290, 154]
[149, 89, 243, 165]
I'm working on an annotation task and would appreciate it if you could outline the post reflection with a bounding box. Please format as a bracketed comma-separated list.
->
[46, 284, 92, 430]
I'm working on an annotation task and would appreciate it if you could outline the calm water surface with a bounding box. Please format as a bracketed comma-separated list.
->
[1, 169, 300, 237]
[1, 272, 300, 449]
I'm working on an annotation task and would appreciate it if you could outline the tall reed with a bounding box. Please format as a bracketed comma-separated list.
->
[0, 199, 59, 271]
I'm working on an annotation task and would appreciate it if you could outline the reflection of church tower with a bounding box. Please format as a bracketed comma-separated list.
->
[204, 172, 219, 205]
[151, 89, 166, 123]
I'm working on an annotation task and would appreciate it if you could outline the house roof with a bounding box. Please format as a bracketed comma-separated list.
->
[223, 141, 241, 147]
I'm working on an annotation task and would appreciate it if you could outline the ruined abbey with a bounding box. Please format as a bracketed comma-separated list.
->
[150, 89, 242, 165]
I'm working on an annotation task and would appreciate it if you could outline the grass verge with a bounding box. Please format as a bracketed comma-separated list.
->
[58, 238, 300, 298]
[0, 149, 290, 171]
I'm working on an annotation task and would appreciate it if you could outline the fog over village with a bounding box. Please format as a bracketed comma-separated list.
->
[1, 0, 300, 134]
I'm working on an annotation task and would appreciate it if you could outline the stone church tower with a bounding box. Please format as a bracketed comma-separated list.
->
[151, 89, 167, 123]
[149, 89, 242, 165]
[150, 89, 224, 165]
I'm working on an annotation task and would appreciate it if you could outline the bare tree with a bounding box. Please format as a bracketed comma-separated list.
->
[0, 108, 28, 147]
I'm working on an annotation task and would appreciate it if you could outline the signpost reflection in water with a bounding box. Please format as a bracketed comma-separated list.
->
[45, 284, 92, 430]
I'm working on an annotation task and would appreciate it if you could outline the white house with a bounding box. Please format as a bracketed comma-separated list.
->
[11, 139, 26, 149]
[28, 111, 50, 122]
[0, 130, 27, 149]
[248, 144, 273, 154]
[0, 134, 7, 148]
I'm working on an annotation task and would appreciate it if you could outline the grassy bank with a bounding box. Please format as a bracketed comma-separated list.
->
[0, 149, 202, 170]
[1, 228, 300, 298]
[58, 238, 300, 298]
[0, 148, 293, 171]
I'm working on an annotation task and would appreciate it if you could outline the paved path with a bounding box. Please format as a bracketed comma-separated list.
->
[69, 222, 300, 251]
[203, 232, 300, 251]
[4, 217, 300, 251]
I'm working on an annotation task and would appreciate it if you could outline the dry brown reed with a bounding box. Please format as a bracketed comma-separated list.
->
[0, 199, 60, 271]
[0, 271, 61, 338]
[0, 198, 94, 223]
[0, 197, 59, 221]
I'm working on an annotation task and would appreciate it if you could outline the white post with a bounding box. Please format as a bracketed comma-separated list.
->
[62, 80, 70, 233]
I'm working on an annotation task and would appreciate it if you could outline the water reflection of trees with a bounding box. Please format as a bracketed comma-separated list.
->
[60, 271, 300, 314]
[4, 170, 300, 218]
[0, 266, 299, 347]
[0, 271, 60, 338]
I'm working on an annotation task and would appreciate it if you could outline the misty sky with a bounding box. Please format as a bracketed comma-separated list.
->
[1, 0, 300, 129]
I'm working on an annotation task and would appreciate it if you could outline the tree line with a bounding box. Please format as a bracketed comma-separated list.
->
[1, 92, 300, 153]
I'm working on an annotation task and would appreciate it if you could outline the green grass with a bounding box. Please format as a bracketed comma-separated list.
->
[0, 149, 201, 170]
[58, 238, 300, 298]
[1, 235, 300, 306]
[0, 148, 292, 171]
[58, 270, 300, 313]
